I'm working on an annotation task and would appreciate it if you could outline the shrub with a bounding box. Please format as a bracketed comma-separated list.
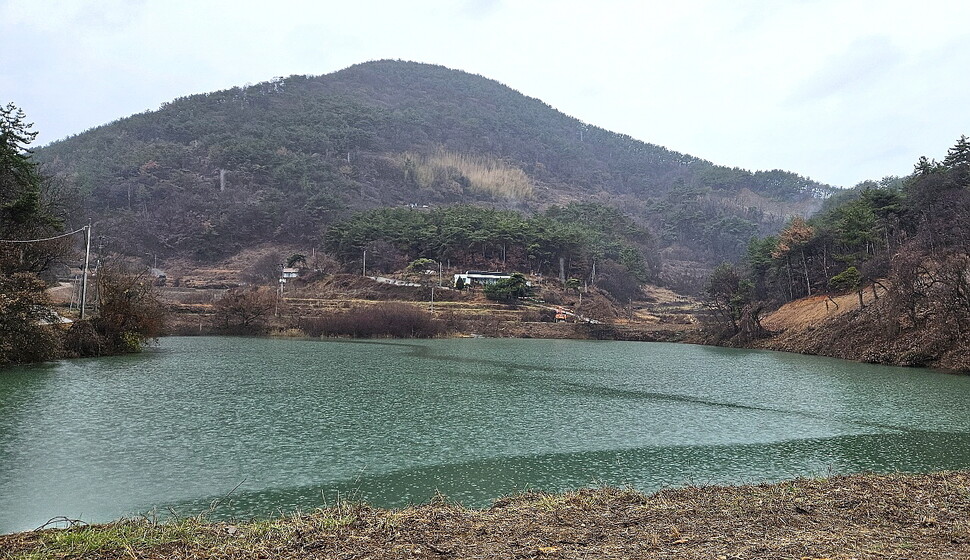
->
[595, 260, 642, 303]
[483, 273, 530, 302]
[91, 262, 165, 354]
[62, 320, 105, 358]
[297, 303, 441, 338]
[213, 287, 276, 334]
[0, 272, 62, 365]
[829, 266, 862, 293]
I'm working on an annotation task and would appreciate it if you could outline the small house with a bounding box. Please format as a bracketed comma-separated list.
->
[149, 268, 167, 286]
[453, 271, 511, 286]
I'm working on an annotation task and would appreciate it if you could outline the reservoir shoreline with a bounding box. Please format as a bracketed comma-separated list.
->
[3, 471, 969, 558]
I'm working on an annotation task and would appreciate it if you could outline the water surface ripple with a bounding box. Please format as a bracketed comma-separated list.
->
[1, 336, 968, 533]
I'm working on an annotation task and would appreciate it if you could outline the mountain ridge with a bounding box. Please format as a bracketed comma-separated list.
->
[34, 59, 834, 279]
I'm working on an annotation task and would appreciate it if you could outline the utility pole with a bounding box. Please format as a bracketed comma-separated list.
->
[276, 264, 284, 317]
[94, 234, 105, 313]
[362, 249, 367, 277]
[79, 222, 92, 320]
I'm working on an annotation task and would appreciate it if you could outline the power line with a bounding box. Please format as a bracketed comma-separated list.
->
[0, 226, 87, 244]
[1, 224, 94, 319]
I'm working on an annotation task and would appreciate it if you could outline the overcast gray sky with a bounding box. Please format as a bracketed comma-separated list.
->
[2, 0, 968, 187]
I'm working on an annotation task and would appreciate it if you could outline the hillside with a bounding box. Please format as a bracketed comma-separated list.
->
[704, 137, 970, 371]
[754, 285, 970, 371]
[34, 60, 833, 283]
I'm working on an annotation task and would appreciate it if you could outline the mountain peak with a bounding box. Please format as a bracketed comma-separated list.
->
[35, 61, 832, 266]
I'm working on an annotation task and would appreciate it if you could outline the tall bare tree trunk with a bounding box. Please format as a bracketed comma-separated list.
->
[801, 249, 812, 295]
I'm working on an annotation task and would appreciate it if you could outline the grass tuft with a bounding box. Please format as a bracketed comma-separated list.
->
[18, 518, 205, 559]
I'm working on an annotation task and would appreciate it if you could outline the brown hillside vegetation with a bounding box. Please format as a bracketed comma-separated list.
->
[759, 289, 882, 333]
[4, 472, 970, 559]
[398, 149, 535, 200]
[755, 283, 970, 371]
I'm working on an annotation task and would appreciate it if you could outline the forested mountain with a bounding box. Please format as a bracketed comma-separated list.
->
[706, 137, 970, 370]
[35, 60, 833, 282]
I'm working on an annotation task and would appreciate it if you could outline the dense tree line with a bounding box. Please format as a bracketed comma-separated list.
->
[324, 202, 656, 295]
[707, 136, 970, 356]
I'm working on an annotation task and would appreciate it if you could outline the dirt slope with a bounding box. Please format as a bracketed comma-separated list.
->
[754, 283, 969, 371]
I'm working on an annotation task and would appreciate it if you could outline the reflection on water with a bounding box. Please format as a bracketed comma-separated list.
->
[1, 336, 969, 533]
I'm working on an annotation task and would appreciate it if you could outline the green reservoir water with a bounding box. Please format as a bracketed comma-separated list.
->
[2, 336, 970, 533]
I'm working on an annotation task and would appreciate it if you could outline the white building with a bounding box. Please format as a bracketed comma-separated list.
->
[453, 270, 511, 286]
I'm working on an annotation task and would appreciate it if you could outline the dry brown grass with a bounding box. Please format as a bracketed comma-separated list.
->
[749, 282, 970, 369]
[297, 302, 442, 338]
[5, 472, 970, 559]
[760, 285, 887, 333]
[401, 148, 534, 200]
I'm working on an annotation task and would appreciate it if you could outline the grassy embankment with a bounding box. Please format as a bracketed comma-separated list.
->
[753, 285, 970, 372]
[4, 472, 970, 559]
